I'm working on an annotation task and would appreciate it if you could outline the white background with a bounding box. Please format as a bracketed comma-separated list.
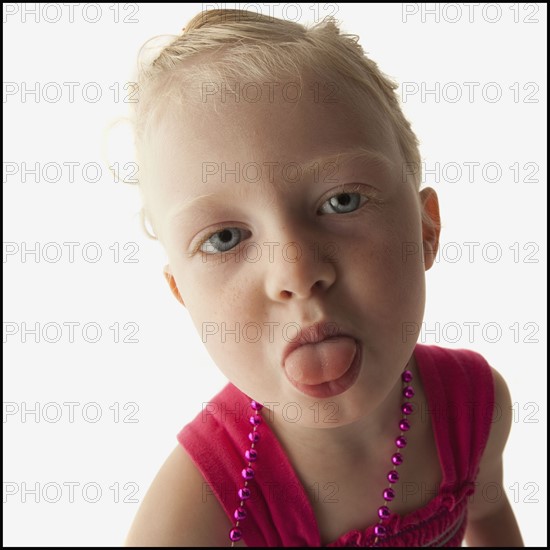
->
[3, 2, 547, 546]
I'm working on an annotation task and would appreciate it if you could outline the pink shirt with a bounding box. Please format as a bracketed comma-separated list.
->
[178, 344, 495, 546]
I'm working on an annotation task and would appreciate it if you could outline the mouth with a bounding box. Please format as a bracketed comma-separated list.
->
[282, 331, 363, 398]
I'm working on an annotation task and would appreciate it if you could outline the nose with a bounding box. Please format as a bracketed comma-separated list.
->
[264, 226, 337, 301]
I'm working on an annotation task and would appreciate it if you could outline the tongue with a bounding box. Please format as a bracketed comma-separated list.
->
[284, 336, 357, 385]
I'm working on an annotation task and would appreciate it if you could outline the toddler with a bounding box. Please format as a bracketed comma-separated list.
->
[124, 8, 523, 547]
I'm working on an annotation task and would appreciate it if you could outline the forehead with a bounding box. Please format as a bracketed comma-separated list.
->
[151, 70, 398, 158]
[143, 72, 403, 218]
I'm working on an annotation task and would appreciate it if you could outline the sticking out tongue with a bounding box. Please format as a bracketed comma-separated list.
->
[283, 336, 357, 385]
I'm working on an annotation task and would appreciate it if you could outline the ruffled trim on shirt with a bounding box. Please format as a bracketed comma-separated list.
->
[327, 480, 475, 547]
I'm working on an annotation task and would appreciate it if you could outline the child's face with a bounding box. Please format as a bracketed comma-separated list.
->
[145, 73, 439, 426]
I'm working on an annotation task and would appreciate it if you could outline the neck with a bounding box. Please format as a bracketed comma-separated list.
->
[263, 357, 414, 464]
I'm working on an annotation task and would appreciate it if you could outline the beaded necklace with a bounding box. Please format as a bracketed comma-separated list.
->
[229, 367, 415, 547]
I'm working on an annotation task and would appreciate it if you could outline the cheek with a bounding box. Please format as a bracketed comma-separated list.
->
[345, 208, 425, 322]
[384, 212, 427, 329]
[181, 273, 263, 351]
[382, 195, 425, 284]
[191, 276, 253, 323]
[351, 237, 423, 300]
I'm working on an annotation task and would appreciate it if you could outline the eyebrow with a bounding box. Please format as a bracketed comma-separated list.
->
[303, 147, 394, 175]
[167, 146, 394, 222]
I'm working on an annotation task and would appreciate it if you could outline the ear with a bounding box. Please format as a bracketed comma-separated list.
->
[163, 265, 185, 307]
[419, 187, 441, 271]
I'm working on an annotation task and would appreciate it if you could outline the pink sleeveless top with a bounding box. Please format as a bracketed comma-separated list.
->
[177, 344, 495, 546]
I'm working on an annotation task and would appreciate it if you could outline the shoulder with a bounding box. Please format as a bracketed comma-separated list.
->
[467, 365, 513, 521]
[124, 444, 239, 547]
[446, 348, 512, 457]
[416, 343, 491, 371]
[415, 344, 495, 395]
[483, 366, 513, 461]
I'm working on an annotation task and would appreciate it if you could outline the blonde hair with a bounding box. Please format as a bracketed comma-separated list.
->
[131, 8, 427, 238]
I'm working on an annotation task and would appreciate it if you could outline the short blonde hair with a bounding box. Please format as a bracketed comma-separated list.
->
[131, 9, 426, 238]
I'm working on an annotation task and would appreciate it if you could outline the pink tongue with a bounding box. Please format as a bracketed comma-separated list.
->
[284, 336, 357, 385]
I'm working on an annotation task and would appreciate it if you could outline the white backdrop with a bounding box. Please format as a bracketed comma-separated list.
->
[3, 3, 547, 546]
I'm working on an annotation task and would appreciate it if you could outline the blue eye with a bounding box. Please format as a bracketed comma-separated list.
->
[199, 228, 245, 254]
[319, 192, 367, 214]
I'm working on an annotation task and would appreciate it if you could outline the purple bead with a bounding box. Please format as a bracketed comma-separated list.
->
[229, 528, 242, 542]
[250, 400, 263, 411]
[403, 385, 415, 399]
[402, 402, 414, 415]
[378, 505, 391, 520]
[399, 419, 411, 431]
[249, 414, 262, 426]
[391, 452, 403, 466]
[387, 470, 399, 483]
[238, 487, 251, 500]
[374, 524, 387, 537]
[234, 506, 247, 521]
[245, 449, 258, 462]
[395, 436, 407, 448]
[402, 369, 413, 383]
[383, 488, 396, 501]
[241, 467, 254, 480]
[248, 431, 260, 443]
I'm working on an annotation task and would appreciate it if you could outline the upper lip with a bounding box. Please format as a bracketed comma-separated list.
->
[281, 321, 356, 367]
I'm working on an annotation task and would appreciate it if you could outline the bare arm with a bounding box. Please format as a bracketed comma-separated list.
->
[464, 367, 524, 547]
[124, 444, 244, 547]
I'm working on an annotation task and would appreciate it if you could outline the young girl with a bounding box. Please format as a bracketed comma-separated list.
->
[124, 9, 524, 547]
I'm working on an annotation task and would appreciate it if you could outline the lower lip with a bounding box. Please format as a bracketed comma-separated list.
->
[285, 340, 362, 398]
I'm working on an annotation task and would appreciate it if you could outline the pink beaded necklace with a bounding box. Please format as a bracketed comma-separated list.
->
[229, 367, 415, 547]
